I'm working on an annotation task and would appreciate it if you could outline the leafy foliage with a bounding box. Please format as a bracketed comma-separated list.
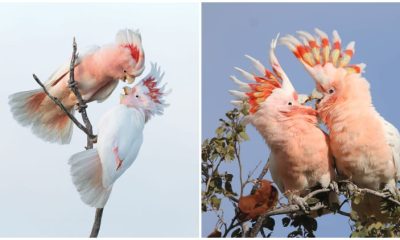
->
[202, 108, 400, 238]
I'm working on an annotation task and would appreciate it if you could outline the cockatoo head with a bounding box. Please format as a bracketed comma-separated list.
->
[115, 28, 145, 84]
[229, 36, 316, 120]
[279, 28, 367, 112]
[120, 63, 169, 121]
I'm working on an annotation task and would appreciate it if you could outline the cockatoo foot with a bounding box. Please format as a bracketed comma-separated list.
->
[292, 195, 309, 213]
[382, 179, 399, 199]
[382, 186, 396, 199]
[329, 181, 339, 194]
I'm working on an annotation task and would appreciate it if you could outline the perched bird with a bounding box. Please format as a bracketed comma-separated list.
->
[238, 179, 278, 221]
[280, 28, 400, 221]
[229, 37, 336, 211]
[9, 28, 145, 144]
[68, 63, 168, 208]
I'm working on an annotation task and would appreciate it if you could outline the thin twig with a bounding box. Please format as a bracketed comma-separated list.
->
[66, 38, 102, 238]
[68, 38, 95, 149]
[249, 202, 327, 237]
[33, 38, 102, 237]
[90, 208, 104, 237]
[32, 74, 93, 138]
[341, 180, 400, 206]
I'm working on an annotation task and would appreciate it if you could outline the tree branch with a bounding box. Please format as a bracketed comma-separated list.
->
[341, 180, 400, 206]
[248, 201, 327, 237]
[32, 38, 102, 238]
[68, 38, 96, 149]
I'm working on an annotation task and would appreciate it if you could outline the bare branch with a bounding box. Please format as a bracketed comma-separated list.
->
[32, 74, 94, 138]
[341, 180, 400, 206]
[90, 208, 104, 238]
[32, 38, 102, 238]
[68, 38, 96, 149]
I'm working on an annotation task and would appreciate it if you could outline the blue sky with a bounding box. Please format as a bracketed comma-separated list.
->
[0, 3, 199, 237]
[202, 3, 400, 237]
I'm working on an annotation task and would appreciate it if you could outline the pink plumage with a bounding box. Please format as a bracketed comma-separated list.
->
[282, 28, 400, 222]
[230, 37, 336, 209]
[9, 28, 145, 144]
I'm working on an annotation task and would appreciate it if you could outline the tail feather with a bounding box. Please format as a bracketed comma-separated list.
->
[69, 149, 112, 208]
[9, 89, 74, 144]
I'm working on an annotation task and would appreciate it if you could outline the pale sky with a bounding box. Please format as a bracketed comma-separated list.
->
[0, 3, 199, 237]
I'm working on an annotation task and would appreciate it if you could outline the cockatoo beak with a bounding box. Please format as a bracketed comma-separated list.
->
[310, 88, 323, 100]
[298, 94, 310, 105]
[120, 86, 131, 102]
[125, 74, 135, 84]
[251, 179, 260, 184]
[122, 86, 131, 95]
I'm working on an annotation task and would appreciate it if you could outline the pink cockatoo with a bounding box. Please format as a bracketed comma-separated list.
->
[68, 63, 169, 208]
[229, 37, 336, 210]
[280, 28, 400, 221]
[9, 28, 145, 144]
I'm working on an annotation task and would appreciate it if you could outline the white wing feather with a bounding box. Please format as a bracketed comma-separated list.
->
[380, 116, 400, 180]
[96, 105, 145, 188]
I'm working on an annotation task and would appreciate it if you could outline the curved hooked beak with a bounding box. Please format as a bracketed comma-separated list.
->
[251, 179, 260, 184]
[122, 74, 135, 84]
[310, 88, 323, 100]
[120, 86, 131, 101]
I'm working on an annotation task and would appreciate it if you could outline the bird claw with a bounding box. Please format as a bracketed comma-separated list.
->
[382, 187, 395, 199]
[329, 181, 339, 194]
[292, 195, 310, 213]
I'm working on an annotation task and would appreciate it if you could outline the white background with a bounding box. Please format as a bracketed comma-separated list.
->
[0, 3, 199, 237]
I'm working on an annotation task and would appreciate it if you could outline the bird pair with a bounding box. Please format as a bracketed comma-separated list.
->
[230, 28, 400, 222]
[9, 28, 169, 208]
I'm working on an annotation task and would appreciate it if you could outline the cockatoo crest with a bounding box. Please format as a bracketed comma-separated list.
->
[229, 36, 296, 114]
[116, 28, 145, 78]
[279, 28, 366, 87]
[121, 63, 169, 119]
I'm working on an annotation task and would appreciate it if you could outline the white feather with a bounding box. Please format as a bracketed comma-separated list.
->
[234, 67, 255, 82]
[69, 149, 112, 208]
[97, 105, 145, 188]
[380, 117, 400, 180]
[230, 76, 251, 91]
[228, 90, 248, 100]
[244, 55, 265, 76]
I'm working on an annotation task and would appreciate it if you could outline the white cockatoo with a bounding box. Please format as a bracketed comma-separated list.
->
[68, 63, 169, 208]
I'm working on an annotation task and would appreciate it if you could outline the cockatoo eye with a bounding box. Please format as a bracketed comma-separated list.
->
[288, 101, 293, 106]
[328, 88, 335, 94]
[123, 70, 127, 73]
[135, 95, 139, 98]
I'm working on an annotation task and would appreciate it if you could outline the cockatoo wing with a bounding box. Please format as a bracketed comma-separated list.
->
[97, 105, 145, 188]
[380, 116, 400, 180]
[45, 46, 100, 87]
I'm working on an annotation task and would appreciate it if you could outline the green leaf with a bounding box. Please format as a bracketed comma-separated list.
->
[210, 196, 221, 210]
[303, 217, 318, 232]
[282, 217, 291, 227]
[262, 217, 275, 231]
[239, 131, 250, 141]
[306, 197, 319, 205]
[231, 228, 242, 238]
[225, 173, 233, 181]
[353, 195, 361, 205]
[215, 126, 225, 136]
